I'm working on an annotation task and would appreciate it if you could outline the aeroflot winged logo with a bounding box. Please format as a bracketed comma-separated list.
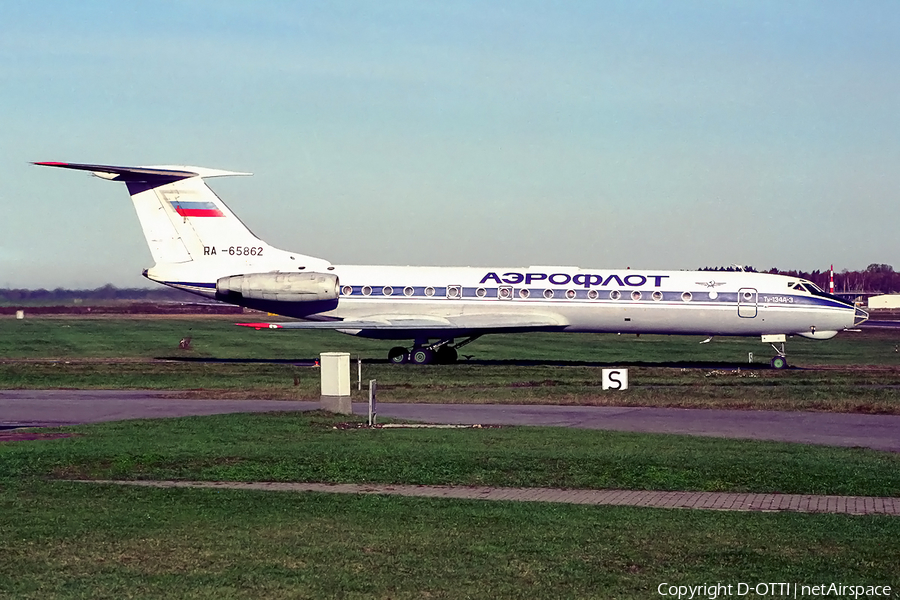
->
[480, 271, 669, 288]
[169, 200, 224, 218]
[695, 280, 726, 288]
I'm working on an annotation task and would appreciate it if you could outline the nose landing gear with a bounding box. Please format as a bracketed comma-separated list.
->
[763, 334, 789, 369]
[770, 354, 788, 369]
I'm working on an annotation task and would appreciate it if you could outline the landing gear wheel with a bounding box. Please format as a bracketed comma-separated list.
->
[411, 348, 434, 365]
[388, 346, 408, 364]
[770, 356, 788, 370]
[435, 346, 458, 364]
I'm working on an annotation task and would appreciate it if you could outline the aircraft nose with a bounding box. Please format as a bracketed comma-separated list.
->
[853, 307, 868, 327]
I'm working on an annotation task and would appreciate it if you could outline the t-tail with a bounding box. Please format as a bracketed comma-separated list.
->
[33, 162, 332, 300]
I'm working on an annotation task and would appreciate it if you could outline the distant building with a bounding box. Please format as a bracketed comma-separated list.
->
[868, 295, 900, 309]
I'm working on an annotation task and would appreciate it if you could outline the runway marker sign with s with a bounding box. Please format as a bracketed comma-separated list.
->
[602, 368, 628, 391]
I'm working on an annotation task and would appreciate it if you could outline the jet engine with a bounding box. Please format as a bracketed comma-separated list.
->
[216, 272, 339, 303]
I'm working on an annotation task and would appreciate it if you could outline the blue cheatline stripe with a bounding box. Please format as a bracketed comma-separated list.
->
[336, 286, 849, 308]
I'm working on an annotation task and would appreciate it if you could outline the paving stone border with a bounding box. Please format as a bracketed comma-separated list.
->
[79, 480, 900, 516]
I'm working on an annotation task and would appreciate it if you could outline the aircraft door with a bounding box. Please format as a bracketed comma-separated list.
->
[738, 288, 758, 318]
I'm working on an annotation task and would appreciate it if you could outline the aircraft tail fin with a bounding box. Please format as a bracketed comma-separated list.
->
[34, 162, 326, 269]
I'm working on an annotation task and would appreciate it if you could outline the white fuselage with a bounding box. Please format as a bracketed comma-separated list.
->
[147, 261, 862, 339]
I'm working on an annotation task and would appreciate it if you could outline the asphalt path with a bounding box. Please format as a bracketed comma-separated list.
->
[375, 403, 900, 451]
[2, 389, 899, 452]
[0, 390, 317, 427]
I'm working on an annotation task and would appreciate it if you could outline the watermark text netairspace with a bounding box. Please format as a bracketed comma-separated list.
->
[657, 582, 892, 599]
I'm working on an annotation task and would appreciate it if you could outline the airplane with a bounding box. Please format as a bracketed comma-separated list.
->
[35, 161, 869, 368]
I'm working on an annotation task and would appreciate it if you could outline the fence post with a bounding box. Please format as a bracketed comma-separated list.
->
[368, 379, 377, 426]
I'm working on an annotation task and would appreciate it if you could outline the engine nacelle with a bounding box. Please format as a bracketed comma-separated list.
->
[216, 272, 339, 303]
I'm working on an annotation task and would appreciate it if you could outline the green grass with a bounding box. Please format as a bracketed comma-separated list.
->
[2, 400, 899, 597]
[3, 318, 900, 597]
[1, 413, 899, 598]
[2, 315, 899, 365]
[3, 316, 900, 413]
[1, 481, 898, 599]
[4, 412, 899, 496]
[3, 359, 900, 413]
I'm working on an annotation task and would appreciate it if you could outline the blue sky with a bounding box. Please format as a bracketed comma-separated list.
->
[3, 1, 899, 288]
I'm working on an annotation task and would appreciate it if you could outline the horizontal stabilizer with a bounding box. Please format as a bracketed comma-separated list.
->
[33, 162, 250, 182]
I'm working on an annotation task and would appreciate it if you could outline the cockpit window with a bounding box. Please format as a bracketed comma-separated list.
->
[799, 280, 853, 306]
[791, 283, 809, 292]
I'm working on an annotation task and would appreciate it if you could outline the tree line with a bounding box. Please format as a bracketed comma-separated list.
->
[0, 284, 197, 304]
[699, 264, 899, 294]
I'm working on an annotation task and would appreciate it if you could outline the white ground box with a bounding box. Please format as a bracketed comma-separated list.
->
[320, 352, 351, 414]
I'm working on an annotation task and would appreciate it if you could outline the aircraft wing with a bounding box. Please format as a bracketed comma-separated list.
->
[237, 313, 567, 332]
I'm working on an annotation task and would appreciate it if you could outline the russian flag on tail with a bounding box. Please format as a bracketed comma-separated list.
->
[170, 200, 224, 217]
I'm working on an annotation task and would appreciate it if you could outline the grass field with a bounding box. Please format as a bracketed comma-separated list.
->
[6, 411, 900, 495]
[2, 316, 900, 413]
[1, 412, 899, 598]
[3, 314, 900, 364]
[2, 481, 898, 599]
[2, 316, 900, 597]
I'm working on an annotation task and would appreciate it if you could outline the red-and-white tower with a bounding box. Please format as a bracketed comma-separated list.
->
[830, 265, 835, 294]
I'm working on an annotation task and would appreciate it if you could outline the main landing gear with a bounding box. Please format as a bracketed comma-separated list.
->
[387, 337, 479, 365]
